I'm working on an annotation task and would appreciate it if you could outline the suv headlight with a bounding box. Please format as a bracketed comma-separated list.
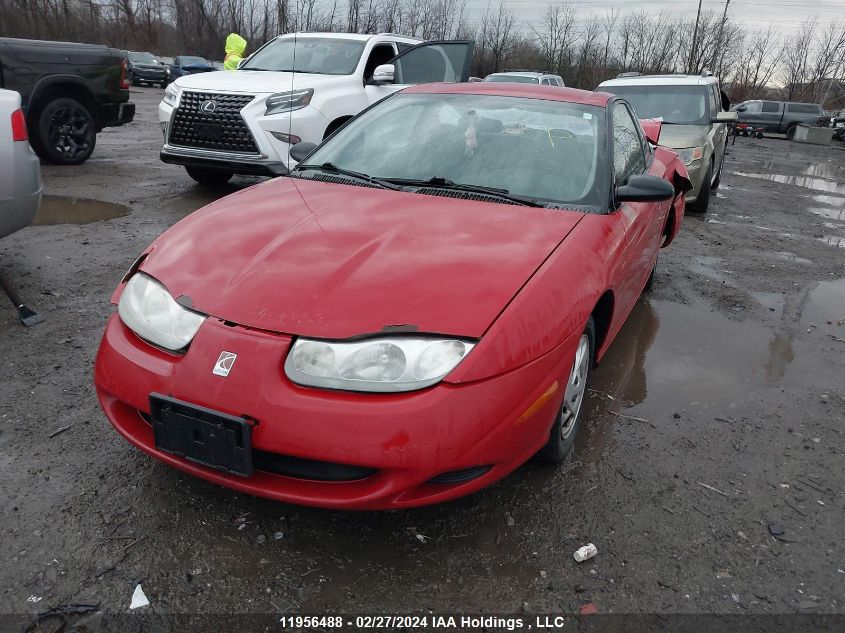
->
[677, 146, 703, 166]
[284, 337, 475, 392]
[163, 83, 181, 108]
[265, 89, 314, 116]
[118, 273, 205, 351]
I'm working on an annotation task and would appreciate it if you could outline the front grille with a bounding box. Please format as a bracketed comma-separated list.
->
[168, 91, 258, 154]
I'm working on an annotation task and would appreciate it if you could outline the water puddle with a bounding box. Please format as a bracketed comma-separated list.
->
[760, 161, 845, 181]
[810, 206, 845, 222]
[734, 172, 845, 194]
[752, 291, 786, 313]
[812, 194, 845, 207]
[802, 278, 845, 328]
[819, 235, 845, 248]
[34, 196, 130, 225]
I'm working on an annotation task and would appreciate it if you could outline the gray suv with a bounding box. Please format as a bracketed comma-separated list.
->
[598, 72, 736, 213]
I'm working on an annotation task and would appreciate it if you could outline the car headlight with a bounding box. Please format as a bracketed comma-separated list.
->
[677, 146, 703, 166]
[163, 83, 181, 108]
[265, 89, 313, 116]
[118, 273, 205, 351]
[284, 337, 476, 392]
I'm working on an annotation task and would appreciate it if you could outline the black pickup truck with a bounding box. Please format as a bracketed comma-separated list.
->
[0, 37, 135, 164]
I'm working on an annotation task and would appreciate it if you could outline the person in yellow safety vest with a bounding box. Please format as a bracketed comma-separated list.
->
[224, 33, 247, 70]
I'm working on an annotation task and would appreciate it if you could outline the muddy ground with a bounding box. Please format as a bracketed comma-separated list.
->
[1, 87, 844, 630]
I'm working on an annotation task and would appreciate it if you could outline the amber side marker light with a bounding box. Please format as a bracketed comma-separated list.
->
[515, 381, 559, 426]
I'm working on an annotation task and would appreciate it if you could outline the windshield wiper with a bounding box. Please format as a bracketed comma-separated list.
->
[384, 176, 545, 207]
[294, 162, 400, 190]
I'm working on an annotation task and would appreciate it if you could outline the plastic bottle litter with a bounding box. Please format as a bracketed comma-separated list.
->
[574, 543, 598, 563]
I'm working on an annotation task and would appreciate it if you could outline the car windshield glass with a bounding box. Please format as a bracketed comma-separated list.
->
[181, 56, 209, 66]
[301, 93, 606, 208]
[485, 75, 538, 83]
[130, 52, 157, 63]
[242, 37, 366, 75]
[604, 85, 710, 125]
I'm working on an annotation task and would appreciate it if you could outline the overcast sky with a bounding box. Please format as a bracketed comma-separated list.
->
[462, 0, 845, 35]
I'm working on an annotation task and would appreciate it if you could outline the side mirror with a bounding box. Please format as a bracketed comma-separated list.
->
[713, 111, 738, 123]
[736, 106, 747, 113]
[616, 175, 675, 203]
[289, 141, 317, 163]
[369, 63, 395, 85]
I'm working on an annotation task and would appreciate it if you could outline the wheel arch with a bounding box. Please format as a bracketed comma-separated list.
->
[591, 290, 615, 364]
[28, 76, 100, 130]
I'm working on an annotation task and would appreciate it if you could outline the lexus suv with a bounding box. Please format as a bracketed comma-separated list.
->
[158, 32, 472, 184]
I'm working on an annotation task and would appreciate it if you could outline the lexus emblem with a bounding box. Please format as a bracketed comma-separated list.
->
[200, 99, 217, 113]
[212, 351, 237, 377]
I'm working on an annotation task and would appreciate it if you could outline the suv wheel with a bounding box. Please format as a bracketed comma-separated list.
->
[690, 162, 713, 214]
[185, 166, 233, 185]
[31, 97, 96, 165]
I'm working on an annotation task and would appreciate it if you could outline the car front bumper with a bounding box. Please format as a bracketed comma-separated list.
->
[94, 313, 577, 509]
[132, 68, 168, 82]
[683, 160, 705, 203]
[158, 98, 329, 176]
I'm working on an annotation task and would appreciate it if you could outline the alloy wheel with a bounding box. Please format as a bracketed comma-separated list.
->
[560, 333, 590, 440]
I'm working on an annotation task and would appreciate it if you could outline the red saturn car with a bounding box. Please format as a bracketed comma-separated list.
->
[94, 83, 690, 509]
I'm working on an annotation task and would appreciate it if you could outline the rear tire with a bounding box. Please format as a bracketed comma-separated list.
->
[185, 166, 233, 185]
[537, 317, 594, 464]
[644, 256, 656, 292]
[690, 162, 713, 214]
[31, 97, 96, 165]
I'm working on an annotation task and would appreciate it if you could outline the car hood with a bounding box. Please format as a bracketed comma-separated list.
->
[137, 178, 585, 339]
[656, 124, 710, 149]
[133, 63, 164, 70]
[174, 70, 345, 94]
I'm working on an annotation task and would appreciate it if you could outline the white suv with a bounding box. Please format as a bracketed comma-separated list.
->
[483, 71, 565, 86]
[158, 33, 472, 184]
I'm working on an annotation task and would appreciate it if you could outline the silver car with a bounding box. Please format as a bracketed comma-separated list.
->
[1, 89, 41, 238]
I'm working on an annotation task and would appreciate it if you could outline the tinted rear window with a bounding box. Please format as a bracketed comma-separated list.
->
[786, 103, 821, 114]
[761, 101, 780, 113]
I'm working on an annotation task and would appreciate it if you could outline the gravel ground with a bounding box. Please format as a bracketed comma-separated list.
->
[1, 87, 844, 630]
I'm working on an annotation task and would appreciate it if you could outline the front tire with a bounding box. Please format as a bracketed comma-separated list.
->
[537, 317, 594, 463]
[711, 152, 724, 189]
[690, 162, 713, 214]
[31, 97, 96, 165]
[786, 125, 797, 140]
[185, 166, 233, 185]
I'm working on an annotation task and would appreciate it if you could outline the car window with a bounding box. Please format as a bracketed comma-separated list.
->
[363, 43, 396, 81]
[181, 56, 209, 66]
[743, 101, 762, 113]
[393, 42, 469, 84]
[762, 101, 780, 113]
[129, 52, 157, 63]
[396, 42, 413, 52]
[786, 103, 821, 114]
[302, 93, 607, 208]
[603, 84, 709, 125]
[708, 85, 719, 116]
[541, 78, 551, 85]
[242, 37, 366, 75]
[484, 74, 538, 84]
[612, 102, 646, 187]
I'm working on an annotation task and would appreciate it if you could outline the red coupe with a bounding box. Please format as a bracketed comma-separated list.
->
[94, 83, 689, 509]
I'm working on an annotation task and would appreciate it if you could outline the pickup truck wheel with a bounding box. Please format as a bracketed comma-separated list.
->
[690, 162, 713, 214]
[786, 125, 797, 140]
[32, 97, 96, 165]
[185, 166, 233, 185]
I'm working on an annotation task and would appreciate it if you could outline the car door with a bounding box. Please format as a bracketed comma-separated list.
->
[364, 41, 473, 106]
[708, 83, 726, 171]
[758, 101, 783, 131]
[610, 101, 658, 310]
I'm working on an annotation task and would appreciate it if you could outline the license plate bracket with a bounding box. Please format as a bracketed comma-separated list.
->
[150, 394, 253, 477]
[195, 122, 222, 141]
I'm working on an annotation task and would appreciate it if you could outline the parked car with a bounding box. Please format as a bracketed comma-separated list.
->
[158, 32, 472, 184]
[96, 82, 690, 509]
[168, 56, 214, 82]
[127, 51, 168, 87]
[730, 100, 825, 139]
[0, 89, 41, 238]
[598, 72, 736, 214]
[484, 70, 565, 86]
[0, 37, 135, 165]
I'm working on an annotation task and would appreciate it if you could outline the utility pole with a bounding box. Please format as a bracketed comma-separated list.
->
[710, 0, 731, 73]
[689, 0, 704, 74]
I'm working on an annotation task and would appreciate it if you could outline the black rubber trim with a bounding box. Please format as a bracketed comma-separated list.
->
[160, 150, 288, 176]
[426, 465, 491, 485]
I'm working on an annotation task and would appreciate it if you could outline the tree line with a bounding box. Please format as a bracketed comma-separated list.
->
[1, 0, 843, 106]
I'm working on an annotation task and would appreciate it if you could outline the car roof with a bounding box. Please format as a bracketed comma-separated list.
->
[279, 32, 422, 43]
[599, 74, 717, 87]
[403, 82, 612, 107]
